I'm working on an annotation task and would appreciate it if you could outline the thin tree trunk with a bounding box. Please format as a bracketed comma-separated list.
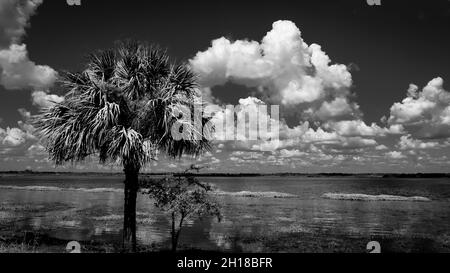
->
[172, 215, 184, 252]
[123, 164, 139, 252]
[171, 213, 176, 252]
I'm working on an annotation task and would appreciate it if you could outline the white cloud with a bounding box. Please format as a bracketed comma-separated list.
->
[0, 0, 57, 91]
[338, 137, 378, 149]
[388, 77, 450, 139]
[209, 96, 280, 143]
[314, 97, 359, 121]
[245, 122, 380, 152]
[32, 90, 64, 108]
[189, 21, 450, 172]
[398, 134, 440, 150]
[190, 20, 357, 120]
[325, 120, 403, 137]
[17, 107, 31, 119]
[0, 0, 54, 160]
[375, 144, 388, 150]
[190, 20, 394, 161]
[278, 149, 306, 158]
[0, 0, 43, 47]
[386, 151, 406, 159]
[309, 43, 352, 90]
[26, 143, 45, 156]
[1, 127, 28, 146]
[298, 126, 377, 149]
[301, 127, 339, 144]
[0, 43, 57, 90]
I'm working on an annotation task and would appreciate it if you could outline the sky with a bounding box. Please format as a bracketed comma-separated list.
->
[0, 0, 450, 173]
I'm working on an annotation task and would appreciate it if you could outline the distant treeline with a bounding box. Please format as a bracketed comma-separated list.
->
[174, 173, 373, 177]
[381, 173, 450, 178]
[1, 170, 449, 178]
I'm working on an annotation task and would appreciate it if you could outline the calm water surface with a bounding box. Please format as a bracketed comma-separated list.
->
[0, 174, 449, 251]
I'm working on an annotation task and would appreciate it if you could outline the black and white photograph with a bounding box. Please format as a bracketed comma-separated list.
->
[0, 0, 449, 264]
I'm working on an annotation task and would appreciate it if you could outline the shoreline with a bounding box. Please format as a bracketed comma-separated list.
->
[1, 171, 449, 179]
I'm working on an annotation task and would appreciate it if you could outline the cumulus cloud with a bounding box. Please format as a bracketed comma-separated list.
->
[1, 126, 29, 146]
[208, 97, 295, 151]
[0, 43, 57, 90]
[232, 119, 381, 152]
[32, 90, 64, 108]
[190, 20, 358, 121]
[190, 20, 397, 159]
[188, 18, 408, 171]
[398, 134, 440, 150]
[0, 106, 35, 148]
[386, 151, 407, 159]
[26, 143, 45, 156]
[388, 77, 450, 139]
[300, 127, 378, 149]
[325, 120, 403, 137]
[17, 107, 31, 119]
[278, 149, 306, 158]
[225, 102, 400, 153]
[0, 0, 55, 163]
[210, 95, 375, 152]
[313, 97, 359, 121]
[0, 0, 57, 90]
[0, 107, 37, 154]
[0, 0, 43, 47]
[375, 144, 388, 150]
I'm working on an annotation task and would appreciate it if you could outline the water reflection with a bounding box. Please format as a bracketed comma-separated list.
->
[0, 175, 449, 252]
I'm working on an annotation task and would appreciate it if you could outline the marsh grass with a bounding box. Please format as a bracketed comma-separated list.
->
[1, 231, 449, 253]
[0, 242, 39, 253]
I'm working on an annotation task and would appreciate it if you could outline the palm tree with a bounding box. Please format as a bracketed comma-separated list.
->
[33, 41, 211, 252]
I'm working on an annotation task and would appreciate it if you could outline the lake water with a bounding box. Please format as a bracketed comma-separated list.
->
[1, 174, 449, 252]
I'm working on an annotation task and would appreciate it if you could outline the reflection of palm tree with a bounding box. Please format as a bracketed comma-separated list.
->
[34, 41, 211, 252]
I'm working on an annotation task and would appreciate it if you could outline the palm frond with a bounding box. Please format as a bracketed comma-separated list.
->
[33, 41, 212, 170]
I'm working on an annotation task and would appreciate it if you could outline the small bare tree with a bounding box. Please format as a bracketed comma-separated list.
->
[141, 176, 221, 251]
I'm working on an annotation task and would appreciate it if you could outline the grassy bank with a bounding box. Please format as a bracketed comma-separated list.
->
[1, 229, 449, 253]
[227, 231, 450, 253]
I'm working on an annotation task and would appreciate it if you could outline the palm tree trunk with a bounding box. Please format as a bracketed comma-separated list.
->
[123, 164, 139, 252]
